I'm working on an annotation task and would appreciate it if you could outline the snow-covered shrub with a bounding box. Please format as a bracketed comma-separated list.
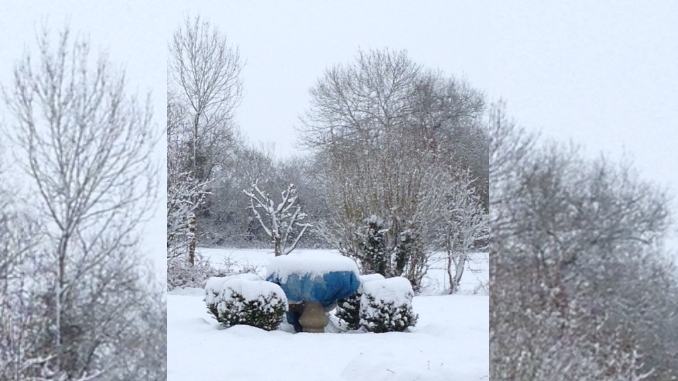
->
[359, 277, 418, 333]
[205, 274, 261, 317]
[206, 275, 287, 331]
[358, 216, 388, 275]
[336, 273, 385, 330]
[393, 229, 417, 277]
[336, 294, 361, 331]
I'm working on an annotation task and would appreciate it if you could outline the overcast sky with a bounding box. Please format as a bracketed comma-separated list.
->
[166, 0, 678, 253]
[165, 1, 492, 158]
[0, 1, 167, 278]
[482, 1, 678, 252]
[3, 1, 676, 266]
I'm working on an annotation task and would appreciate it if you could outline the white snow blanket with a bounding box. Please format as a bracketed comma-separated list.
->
[168, 248, 489, 381]
[360, 277, 414, 307]
[358, 273, 385, 292]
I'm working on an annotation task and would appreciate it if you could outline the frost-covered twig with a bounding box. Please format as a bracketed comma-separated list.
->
[244, 181, 312, 256]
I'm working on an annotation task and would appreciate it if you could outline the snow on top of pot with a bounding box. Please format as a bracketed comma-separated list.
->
[360, 277, 414, 306]
[266, 251, 360, 283]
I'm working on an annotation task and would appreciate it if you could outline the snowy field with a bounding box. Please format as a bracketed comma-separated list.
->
[168, 248, 489, 381]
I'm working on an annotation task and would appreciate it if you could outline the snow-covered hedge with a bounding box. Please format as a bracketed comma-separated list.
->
[205, 273, 262, 315]
[336, 273, 385, 330]
[359, 277, 418, 333]
[205, 274, 287, 331]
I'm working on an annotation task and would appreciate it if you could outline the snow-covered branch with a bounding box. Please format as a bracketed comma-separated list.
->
[244, 181, 312, 256]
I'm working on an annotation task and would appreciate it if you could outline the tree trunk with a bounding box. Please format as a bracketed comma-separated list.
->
[447, 251, 455, 294]
[453, 253, 467, 293]
[274, 235, 281, 256]
[56, 234, 69, 371]
[188, 213, 196, 265]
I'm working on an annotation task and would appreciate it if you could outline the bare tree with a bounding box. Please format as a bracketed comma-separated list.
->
[168, 15, 243, 265]
[3, 26, 163, 380]
[0, 201, 48, 380]
[166, 92, 210, 263]
[299, 49, 487, 288]
[442, 171, 488, 293]
[489, 107, 678, 380]
[166, 97, 215, 290]
[244, 181, 311, 256]
[488, 101, 536, 232]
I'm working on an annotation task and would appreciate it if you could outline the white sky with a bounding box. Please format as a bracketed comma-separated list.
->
[0, 1, 167, 279]
[481, 1, 678, 253]
[165, 1, 492, 159]
[2, 1, 676, 271]
[166, 0, 678, 254]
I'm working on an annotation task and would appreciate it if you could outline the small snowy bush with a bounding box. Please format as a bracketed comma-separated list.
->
[205, 274, 260, 317]
[359, 277, 418, 333]
[336, 273, 385, 330]
[336, 293, 361, 330]
[358, 216, 388, 275]
[206, 275, 287, 331]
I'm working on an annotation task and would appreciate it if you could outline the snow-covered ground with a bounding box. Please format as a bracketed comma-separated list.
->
[168, 248, 489, 381]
